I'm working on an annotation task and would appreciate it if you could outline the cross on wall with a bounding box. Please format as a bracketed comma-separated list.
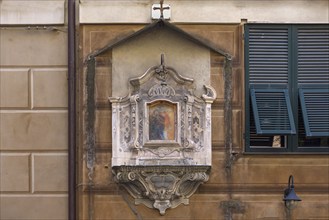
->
[153, 0, 170, 19]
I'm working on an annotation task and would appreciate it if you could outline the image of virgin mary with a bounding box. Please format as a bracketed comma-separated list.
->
[149, 102, 175, 141]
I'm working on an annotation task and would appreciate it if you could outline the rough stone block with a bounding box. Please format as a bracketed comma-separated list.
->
[33, 153, 68, 192]
[0, 154, 30, 192]
[0, 112, 67, 150]
[0, 69, 29, 108]
[32, 69, 68, 108]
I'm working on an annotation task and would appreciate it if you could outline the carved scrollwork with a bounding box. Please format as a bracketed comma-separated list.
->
[148, 83, 175, 97]
[109, 55, 216, 215]
[144, 147, 180, 158]
[113, 166, 210, 215]
[130, 95, 141, 149]
[202, 85, 217, 103]
[137, 112, 144, 147]
[120, 111, 131, 151]
[192, 111, 202, 144]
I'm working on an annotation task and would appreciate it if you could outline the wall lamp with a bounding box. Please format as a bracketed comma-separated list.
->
[283, 175, 302, 209]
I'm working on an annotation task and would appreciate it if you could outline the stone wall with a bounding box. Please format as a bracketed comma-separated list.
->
[0, 1, 68, 219]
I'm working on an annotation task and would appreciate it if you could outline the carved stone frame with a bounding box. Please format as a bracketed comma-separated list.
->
[109, 55, 216, 214]
[144, 99, 180, 145]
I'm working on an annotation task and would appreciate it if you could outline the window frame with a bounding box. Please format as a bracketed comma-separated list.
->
[245, 24, 329, 153]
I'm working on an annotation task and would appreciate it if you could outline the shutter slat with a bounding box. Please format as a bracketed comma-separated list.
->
[299, 88, 329, 137]
[298, 28, 329, 86]
[248, 27, 289, 85]
[251, 88, 296, 135]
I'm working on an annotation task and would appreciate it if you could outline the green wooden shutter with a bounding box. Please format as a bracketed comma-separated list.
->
[248, 27, 289, 85]
[250, 88, 296, 135]
[299, 88, 329, 137]
[297, 27, 329, 137]
[297, 27, 329, 85]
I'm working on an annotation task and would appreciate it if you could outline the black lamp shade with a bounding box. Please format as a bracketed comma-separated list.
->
[283, 175, 302, 209]
[283, 187, 302, 202]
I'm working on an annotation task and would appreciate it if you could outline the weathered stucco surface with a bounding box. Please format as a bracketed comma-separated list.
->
[112, 28, 210, 97]
[79, 0, 329, 24]
[78, 23, 329, 219]
[0, 0, 65, 25]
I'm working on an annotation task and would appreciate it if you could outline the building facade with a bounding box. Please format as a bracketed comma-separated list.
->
[0, 1, 328, 219]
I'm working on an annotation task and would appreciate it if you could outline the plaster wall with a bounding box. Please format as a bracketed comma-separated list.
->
[112, 28, 210, 97]
[0, 0, 65, 25]
[79, 0, 329, 24]
[0, 27, 68, 220]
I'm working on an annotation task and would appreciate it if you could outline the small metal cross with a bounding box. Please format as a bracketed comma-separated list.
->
[160, 54, 165, 66]
[153, 0, 170, 19]
[155, 54, 168, 81]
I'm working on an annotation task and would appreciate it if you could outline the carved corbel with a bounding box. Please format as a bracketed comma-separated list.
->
[113, 166, 210, 215]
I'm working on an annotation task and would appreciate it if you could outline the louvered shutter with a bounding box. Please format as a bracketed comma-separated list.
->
[247, 27, 294, 135]
[248, 27, 289, 85]
[250, 88, 296, 135]
[297, 27, 329, 137]
[299, 88, 329, 137]
[297, 27, 329, 85]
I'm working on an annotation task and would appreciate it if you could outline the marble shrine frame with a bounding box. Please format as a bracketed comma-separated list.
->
[109, 54, 216, 214]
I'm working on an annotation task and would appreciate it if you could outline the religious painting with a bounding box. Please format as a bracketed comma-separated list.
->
[148, 101, 176, 141]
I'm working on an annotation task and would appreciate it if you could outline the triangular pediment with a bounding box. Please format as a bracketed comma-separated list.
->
[87, 19, 229, 59]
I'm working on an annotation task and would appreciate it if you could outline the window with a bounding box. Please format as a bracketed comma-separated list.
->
[245, 24, 329, 153]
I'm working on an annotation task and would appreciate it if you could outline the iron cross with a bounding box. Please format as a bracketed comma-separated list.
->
[153, 0, 170, 19]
